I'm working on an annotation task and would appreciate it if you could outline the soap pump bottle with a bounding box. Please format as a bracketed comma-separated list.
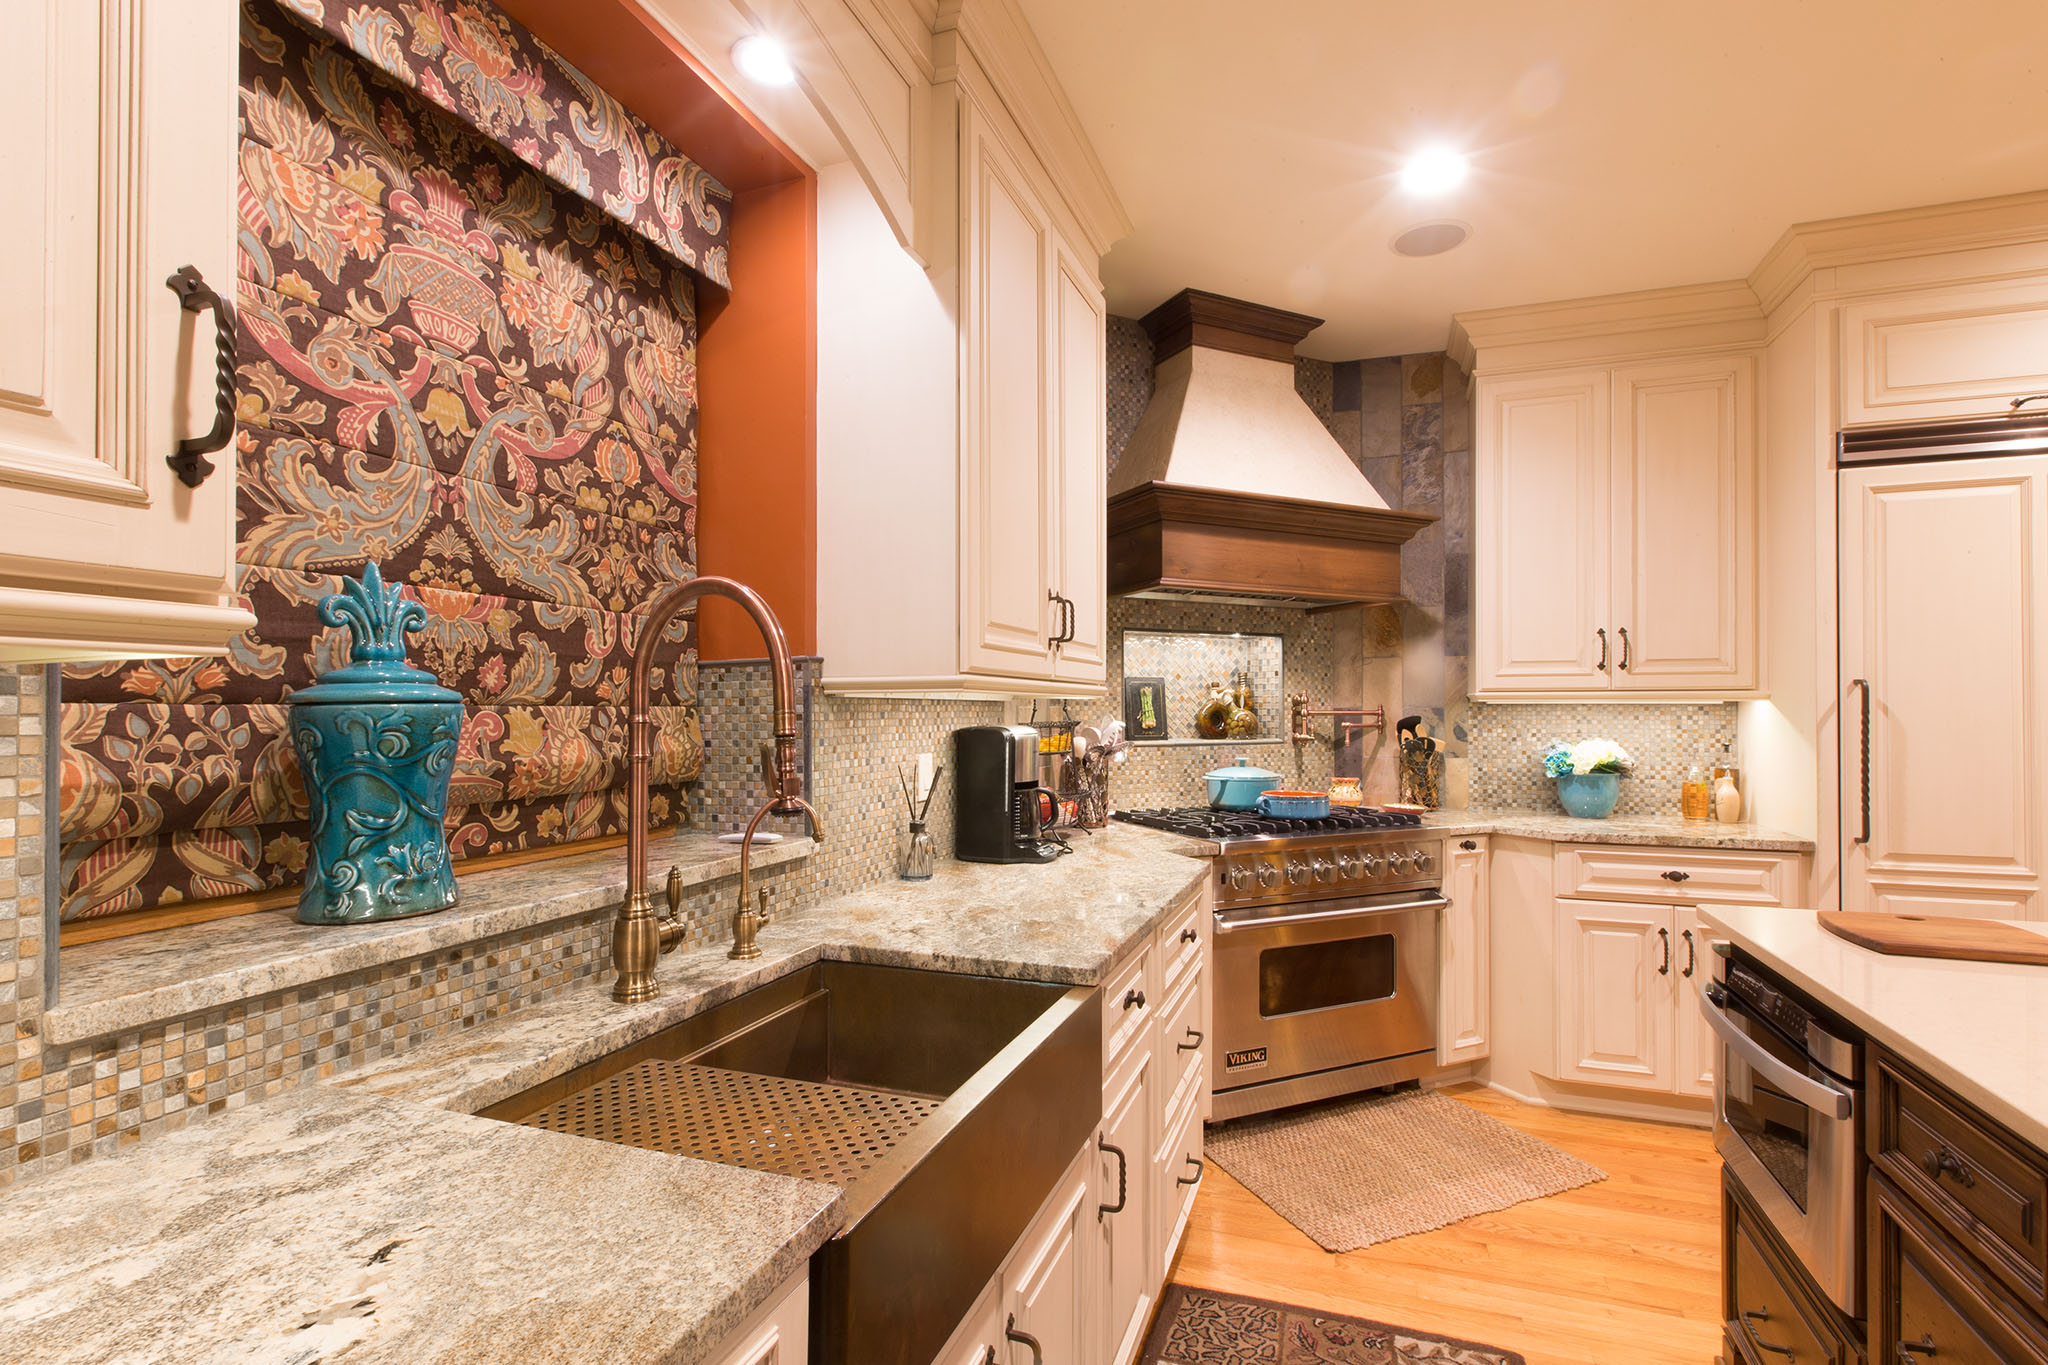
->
[1712, 742, 1742, 823]
[1681, 760, 1711, 822]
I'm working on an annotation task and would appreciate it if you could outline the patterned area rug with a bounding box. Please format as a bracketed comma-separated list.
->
[1141, 1284, 1526, 1364]
[1204, 1088, 1606, 1252]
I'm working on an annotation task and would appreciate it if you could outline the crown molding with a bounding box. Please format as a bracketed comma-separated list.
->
[1749, 187, 2048, 317]
[933, 0, 1133, 257]
[1449, 279, 1765, 376]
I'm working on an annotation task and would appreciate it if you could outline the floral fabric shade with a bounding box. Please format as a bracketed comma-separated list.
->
[56, 0, 727, 922]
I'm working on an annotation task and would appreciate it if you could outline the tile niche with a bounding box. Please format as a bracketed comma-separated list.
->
[1120, 629, 1286, 747]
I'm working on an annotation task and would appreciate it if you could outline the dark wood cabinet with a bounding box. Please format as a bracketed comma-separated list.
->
[1726, 1173, 1864, 1365]
[1873, 1173, 2048, 1364]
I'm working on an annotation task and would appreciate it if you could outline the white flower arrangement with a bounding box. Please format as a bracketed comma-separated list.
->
[1541, 738, 1635, 778]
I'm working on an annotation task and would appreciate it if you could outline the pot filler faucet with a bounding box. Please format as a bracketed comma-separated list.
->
[613, 575, 824, 1003]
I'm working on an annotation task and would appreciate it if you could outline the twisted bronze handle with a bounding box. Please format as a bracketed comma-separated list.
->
[165, 266, 237, 488]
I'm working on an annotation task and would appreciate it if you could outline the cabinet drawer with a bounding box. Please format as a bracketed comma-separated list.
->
[1156, 973, 1205, 1129]
[1874, 1050, 2048, 1316]
[1555, 844, 1800, 906]
[1156, 1087, 1204, 1281]
[1103, 945, 1154, 1071]
[1156, 889, 1206, 1003]
[1875, 1174, 2048, 1365]
[1727, 1190, 1844, 1365]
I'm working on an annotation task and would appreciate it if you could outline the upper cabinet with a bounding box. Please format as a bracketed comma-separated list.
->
[0, 1, 251, 662]
[1839, 277, 2048, 426]
[1470, 353, 1758, 696]
[1455, 282, 1766, 700]
[811, 1, 1127, 696]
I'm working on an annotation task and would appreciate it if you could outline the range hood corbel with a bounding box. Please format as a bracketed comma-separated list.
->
[1106, 289, 1435, 607]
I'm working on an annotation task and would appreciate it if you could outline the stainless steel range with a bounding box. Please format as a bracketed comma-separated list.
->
[1116, 807, 1445, 1120]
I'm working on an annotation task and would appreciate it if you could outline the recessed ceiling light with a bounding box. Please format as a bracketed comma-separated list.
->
[1391, 220, 1471, 257]
[1399, 146, 1469, 196]
[732, 34, 796, 87]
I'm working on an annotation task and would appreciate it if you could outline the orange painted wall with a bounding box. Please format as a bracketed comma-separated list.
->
[499, 0, 818, 660]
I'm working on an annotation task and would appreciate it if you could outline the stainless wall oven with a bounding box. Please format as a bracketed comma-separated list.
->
[1699, 950, 1864, 1316]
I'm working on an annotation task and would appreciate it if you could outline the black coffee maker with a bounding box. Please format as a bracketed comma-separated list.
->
[953, 725, 1063, 864]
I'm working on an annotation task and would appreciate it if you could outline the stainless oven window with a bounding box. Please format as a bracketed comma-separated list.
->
[1722, 1000, 1815, 1212]
[1257, 933, 1398, 1017]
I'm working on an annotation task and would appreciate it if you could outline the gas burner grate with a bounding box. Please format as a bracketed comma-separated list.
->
[1114, 806, 1422, 840]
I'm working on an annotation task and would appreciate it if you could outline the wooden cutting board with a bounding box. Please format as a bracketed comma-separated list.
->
[1818, 911, 2048, 965]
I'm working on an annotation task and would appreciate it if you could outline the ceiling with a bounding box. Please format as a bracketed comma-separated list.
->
[1020, 0, 2048, 359]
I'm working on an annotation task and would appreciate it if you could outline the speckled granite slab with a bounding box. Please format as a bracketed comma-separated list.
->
[332, 822, 1212, 1116]
[1421, 807, 1813, 852]
[0, 1086, 843, 1365]
[45, 832, 814, 1045]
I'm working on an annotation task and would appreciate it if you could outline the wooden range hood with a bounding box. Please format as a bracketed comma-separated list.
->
[1107, 290, 1435, 607]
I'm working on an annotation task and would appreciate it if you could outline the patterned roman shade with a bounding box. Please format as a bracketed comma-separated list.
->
[56, 0, 730, 922]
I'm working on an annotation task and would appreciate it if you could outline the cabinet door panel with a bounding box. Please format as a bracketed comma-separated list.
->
[1840, 456, 2048, 915]
[1474, 370, 1610, 690]
[0, 0, 245, 642]
[1554, 899, 1673, 1091]
[1842, 280, 2048, 425]
[1099, 1046, 1155, 1365]
[1671, 907, 1724, 1099]
[1051, 247, 1106, 684]
[958, 101, 1054, 679]
[1002, 1151, 1091, 1365]
[1610, 358, 1756, 689]
[1437, 837, 1491, 1065]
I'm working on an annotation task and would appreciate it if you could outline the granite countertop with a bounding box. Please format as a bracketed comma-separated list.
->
[1423, 807, 1813, 852]
[0, 1087, 843, 1365]
[0, 823, 1213, 1365]
[1701, 907, 2048, 1150]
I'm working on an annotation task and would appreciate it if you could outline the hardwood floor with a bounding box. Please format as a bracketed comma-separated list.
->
[1169, 1085, 1724, 1365]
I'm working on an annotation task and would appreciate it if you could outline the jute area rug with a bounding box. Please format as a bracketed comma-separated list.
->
[1204, 1087, 1606, 1253]
[1140, 1284, 1527, 1365]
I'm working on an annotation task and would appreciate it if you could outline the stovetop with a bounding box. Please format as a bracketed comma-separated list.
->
[1115, 806, 1423, 842]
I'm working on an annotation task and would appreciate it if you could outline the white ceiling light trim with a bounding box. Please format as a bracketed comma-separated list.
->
[1391, 220, 1471, 257]
[732, 34, 797, 87]
[1398, 145, 1469, 196]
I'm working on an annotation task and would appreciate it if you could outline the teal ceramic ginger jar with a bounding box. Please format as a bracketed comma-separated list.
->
[287, 563, 464, 924]
[1555, 771, 1622, 819]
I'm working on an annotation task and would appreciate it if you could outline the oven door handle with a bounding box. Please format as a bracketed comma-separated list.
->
[1215, 895, 1449, 935]
[1696, 978, 1854, 1121]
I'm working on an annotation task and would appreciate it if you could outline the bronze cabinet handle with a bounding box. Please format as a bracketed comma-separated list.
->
[1596, 627, 1608, 671]
[1617, 626, 1632, 670]
[1921, 1145, 1977, 1189]
[1460, 839, 1478, 850]
[1005, 1315, 1043, 1365]
[1180, 926, 1198, 944]
[1661, 869, 1691, 882]
[1852, 678, 1873, 845]
[1741, 1309, 1797, 1357]
[1096, 1132, 1127, 1220]
[1047, 590, 1063, 650]
[1657, 926, 1671, 976]
[1177, 1027, 1203, 1053]
[1123, 988, 1146, 1011]
[164, 266, 238, 488]
[1682, 928, 1697, 979]
[980, 1349, 995, 1365]
[1177, 1154, 1205, 1187]
[1897, 1336, 1938, 1359]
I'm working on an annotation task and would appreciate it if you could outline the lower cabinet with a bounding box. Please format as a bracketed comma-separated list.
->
[1437, 836, 1492, 1065]
[1874, 1174, 2048, 1365]
[706, 1269, 810, 1365]
[933, 883, 1211, 1365]
[1722, 1176, 1860, 1365]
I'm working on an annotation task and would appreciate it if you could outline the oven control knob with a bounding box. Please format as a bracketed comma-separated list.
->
[1387, 851, 1412, 875]
[1285, 857, 1311, 887]
[1337, 852, 1362, 880]
[1310, 855, 1333, 884]
[1411, 849, 1433, 875]
[1359, 852, 1385, 878]
[1256, 862, 1282, 890]
[1226, 863, 1254, 893]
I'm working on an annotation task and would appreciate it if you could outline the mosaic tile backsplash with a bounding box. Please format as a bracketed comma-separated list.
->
[1120, 631, 1285, 743]
[1465, 701, 1741, 818]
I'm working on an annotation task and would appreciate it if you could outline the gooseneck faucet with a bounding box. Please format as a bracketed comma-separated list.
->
[612, 575, 824, 1003]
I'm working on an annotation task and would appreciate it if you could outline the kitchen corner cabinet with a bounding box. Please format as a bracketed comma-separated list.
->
[1472, 354, 1757, 697]
[0, 1, 253, 662]
[1552, 845, 1800, 1099]
[1437, 836, 1491, 1066]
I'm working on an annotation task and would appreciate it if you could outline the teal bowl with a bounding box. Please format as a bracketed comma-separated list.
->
[1555, 771, 1621, 819]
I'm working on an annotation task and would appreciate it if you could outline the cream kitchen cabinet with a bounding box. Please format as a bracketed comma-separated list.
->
[1437, 836, 1491, 1066]
[0, 0, 253, 662]
[704, 1270, 810, 1365]
[1472, 354, 1758, 696]
[1839, 277, 2048, 426]
[1839, 453, 2048, 919]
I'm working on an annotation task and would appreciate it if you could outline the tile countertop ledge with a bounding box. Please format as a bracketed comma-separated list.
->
[0, 1086, 844, 1365]
[1701, 907, 2048, 1151]
[42, 831, 815, 1047]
